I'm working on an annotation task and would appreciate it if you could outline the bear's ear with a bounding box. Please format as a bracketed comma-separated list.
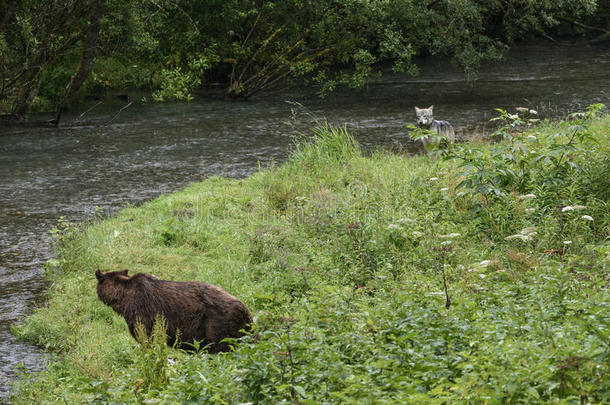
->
[114, 273, 131, 283]
[95, 269, 103, 280]
[120, 269, 129, 275]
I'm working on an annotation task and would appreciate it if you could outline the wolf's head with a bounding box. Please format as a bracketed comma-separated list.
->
[415, 106, 434, 127]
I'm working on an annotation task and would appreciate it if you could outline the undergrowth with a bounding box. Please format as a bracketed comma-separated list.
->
[12, 107, 610, 404]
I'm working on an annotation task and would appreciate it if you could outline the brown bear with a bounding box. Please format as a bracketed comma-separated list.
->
[95, 269, 252, 353]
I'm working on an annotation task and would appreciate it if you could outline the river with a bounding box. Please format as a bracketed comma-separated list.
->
[1, 40, 609, 400]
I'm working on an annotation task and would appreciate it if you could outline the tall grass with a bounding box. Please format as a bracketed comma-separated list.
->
[11, 112, 610, 404]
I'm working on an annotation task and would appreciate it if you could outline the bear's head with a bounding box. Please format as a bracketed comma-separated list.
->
[95, 269, 132, 307]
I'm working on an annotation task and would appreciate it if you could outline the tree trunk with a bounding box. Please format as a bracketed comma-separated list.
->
[53, 0, 104, 126]
[11, 37, 51, 118]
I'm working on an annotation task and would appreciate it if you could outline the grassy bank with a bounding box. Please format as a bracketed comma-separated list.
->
[13, 109, 610, 404]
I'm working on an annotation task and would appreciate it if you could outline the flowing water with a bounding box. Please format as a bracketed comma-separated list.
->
[1, 41, 609, 401]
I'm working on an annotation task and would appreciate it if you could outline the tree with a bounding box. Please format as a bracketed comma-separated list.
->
[0, 0, 109, 120]
[139, 0, 601, 99]
[52, 0, 105, 125]
[0, 0, 602, 118]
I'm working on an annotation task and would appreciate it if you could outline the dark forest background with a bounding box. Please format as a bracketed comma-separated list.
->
[1, 0, 608, 123]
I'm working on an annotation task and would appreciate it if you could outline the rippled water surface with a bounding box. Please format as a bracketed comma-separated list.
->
[1, 41, 609, 400]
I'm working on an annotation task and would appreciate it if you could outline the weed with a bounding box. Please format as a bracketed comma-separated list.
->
[133, 315, 170, 395]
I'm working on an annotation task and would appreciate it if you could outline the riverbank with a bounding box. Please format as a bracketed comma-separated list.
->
[13, 109, 609, 403]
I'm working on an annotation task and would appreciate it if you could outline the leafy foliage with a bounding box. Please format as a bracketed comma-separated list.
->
[0, 0, 603, 113]
[447, 104, 608, 242]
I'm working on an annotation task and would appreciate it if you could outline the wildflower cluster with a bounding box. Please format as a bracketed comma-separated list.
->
[447, 104, 607, 246]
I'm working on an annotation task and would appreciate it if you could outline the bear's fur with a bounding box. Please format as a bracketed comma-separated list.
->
[95, 269, 252, 353]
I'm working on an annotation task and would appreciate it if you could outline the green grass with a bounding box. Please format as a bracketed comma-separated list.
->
[12, 113, 610, 404]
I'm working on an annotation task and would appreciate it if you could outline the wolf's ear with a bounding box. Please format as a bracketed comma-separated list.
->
[428, 105, 434, 111]
[414, 106, 420, 112]
[95, 269, 103, 280]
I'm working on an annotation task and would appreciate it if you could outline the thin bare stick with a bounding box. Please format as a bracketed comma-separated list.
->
[78, 101, 102, 119]
[441, 251, 451, 310]
[442, 266, 451, 310]
[105, 101, 132, 125]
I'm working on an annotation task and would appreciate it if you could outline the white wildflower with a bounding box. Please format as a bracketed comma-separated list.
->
[527, 135, 537, 140]
[581, 215, 594, 221]
[439, 233, 461, 239]
[525, 208, 535, 214]
[516, 107, 529, 113]
[509, 114, 519, 120]
[440, 187, 449, 192]
[479, 260, 491, 267]
[563, 241, 572, 245]
[412, 231, 425, 238]
[113, 230, 120, 238]
[518, 194, 536, 200]
[440, 240, 453, 246]
[529, 109, 538, 115]
[561, 206, 574, 212]
[480, 274, 486, 279]
[429, 177, 439, 181]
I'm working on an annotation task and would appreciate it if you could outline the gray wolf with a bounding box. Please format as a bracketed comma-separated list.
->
[95, 269, 252, 352]
[414, 105, 455, 145]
